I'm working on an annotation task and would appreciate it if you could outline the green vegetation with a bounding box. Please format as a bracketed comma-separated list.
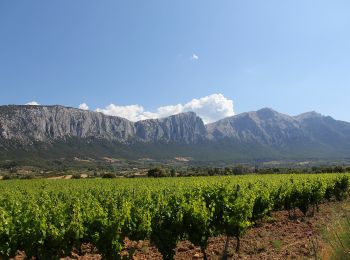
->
[0, 174, 349, 259]
[271, 240, 283, 251]
[147, 167, 168, 178]
[2, 156, 350, 180]
[322, 205, 350, 259]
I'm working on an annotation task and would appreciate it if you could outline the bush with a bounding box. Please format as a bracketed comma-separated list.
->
[334, 176, 349, 201]
[72, 173, 81, 179]
[102, 173, 116, 179]
[2, 175, 12, 180]
[20, 174, 35, 180]
[147, 168, 167, 178]
[232, 165, 246, 175]
[170, 169, 176, 177]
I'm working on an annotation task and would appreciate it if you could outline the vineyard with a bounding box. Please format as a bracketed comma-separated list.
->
[0, 174, 349, 259]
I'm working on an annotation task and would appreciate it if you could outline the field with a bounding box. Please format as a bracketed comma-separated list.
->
[0, 174, 349, 259]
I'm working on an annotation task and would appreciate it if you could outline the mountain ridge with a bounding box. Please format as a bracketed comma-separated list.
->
[1, 105, 350, 162]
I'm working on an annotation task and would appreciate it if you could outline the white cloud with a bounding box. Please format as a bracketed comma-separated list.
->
[182, 94, 234, 124]
[191, 53, 199, 60]
[96, 93, 234, 124]
[96, 104, 145, 121]
[25, 101, 40, 105]
[79, 103, 89, 110]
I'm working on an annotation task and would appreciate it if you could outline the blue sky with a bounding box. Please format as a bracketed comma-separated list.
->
[1, 1, 350, 122]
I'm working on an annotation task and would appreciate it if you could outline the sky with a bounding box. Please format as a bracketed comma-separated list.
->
[1, 1, 350, 123]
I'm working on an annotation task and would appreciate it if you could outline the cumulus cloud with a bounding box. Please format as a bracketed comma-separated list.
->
[182, 94, 234, 124]
[191, 53, 199, 60]
[96, 94, 234, 124]
[96, 104, 145, 121]
[79, 103, 89, 110]
[25, 101, 40, 105]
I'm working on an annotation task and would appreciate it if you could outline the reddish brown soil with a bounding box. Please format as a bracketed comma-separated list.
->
[12, 200, 347, 260]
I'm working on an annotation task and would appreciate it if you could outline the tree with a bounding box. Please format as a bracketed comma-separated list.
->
[147, 168, 167, 178]
[232, 165, 245, 175]
[170, 169, 176, 177]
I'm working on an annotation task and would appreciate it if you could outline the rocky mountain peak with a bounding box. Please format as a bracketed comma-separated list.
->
[256, 107, 279, 118]
[294, 111, 323, 121]
[134, 111, 206, 143]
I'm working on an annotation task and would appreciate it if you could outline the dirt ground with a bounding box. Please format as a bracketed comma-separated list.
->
[13, 200, 348, 260]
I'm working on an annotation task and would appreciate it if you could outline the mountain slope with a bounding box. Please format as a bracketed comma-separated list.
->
[0, 105, 135, 145]
[1, 105, 350, 162]
[207, 108, 350, 158]
[0, 105, 207, 147]
[206, 108, 309, 147]
[135, 112, 206, 144]
[295, 111, 350, 150]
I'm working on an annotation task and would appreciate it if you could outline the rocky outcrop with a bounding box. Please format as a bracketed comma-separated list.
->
[0, 105, 136, 144]
[206, 108, 309, 147]
[0, 105, 207, 145]
[135, 112, 206, 143]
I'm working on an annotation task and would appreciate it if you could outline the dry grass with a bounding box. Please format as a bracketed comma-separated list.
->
[320, 203, 350, 260]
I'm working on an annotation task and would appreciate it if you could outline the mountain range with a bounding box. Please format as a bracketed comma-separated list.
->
[1, 105, 350, 162]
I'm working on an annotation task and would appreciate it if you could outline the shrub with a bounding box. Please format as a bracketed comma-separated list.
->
[334, 176, 349, 201]
[102, 173, 116, 179]
[170, 169, 176, 177]
[2, 175, 12, 180]
[20, 174, 35, 180]
[72, 173, 81, 179]
[147, 168, 167, 178]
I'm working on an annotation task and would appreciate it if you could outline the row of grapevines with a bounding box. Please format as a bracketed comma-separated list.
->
[0, 174, 348, 259]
